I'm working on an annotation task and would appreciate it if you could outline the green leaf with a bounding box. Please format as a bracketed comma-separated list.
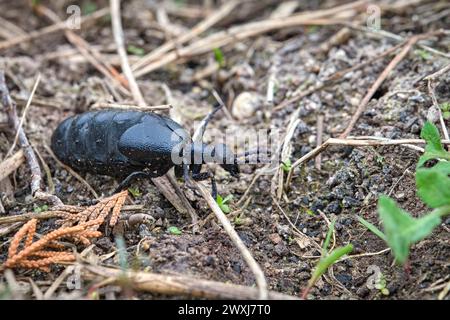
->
[222, 194, 233, 204]
[357, 216, 387, 241]
[307, 244, 353, 289]
[440, 102, 450, 119]
[416, 161, 450, 208]
[127, 45, 145, 57]
[213, 48, 225, 67]
[128, 187, 142, 197]
[415, 49, 431, 60]
[281, 159, 292, 172]
[34, 204, 48, 213]
[167, 226, 182, 235]
[216, 194, 232, 213]
[440, 102, 450, 112]
[374, 276, 386, 290]
[443, 111, 450, 120]
[322, 219, 336, 255]
[381, 287, 390, 295]
[421, 121, 444, 153]
[418, 122, 450, 167]
[378, 196, 442, 264]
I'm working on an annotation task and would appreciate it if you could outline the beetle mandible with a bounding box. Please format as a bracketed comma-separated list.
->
[51, 105, 251, 197]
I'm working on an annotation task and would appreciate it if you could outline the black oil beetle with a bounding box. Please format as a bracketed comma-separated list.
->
[51, 105, 250, 197]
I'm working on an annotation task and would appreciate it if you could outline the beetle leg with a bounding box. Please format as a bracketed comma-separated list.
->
[113, 171, 152, 194]
[192, 171, 217, 199]
[174, 165, 184, 178]
[182, 163, 201, 197]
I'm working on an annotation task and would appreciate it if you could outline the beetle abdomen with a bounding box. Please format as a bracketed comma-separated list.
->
[51, 110, 190, 178]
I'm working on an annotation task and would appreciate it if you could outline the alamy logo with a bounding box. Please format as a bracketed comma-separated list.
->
[366, 4, 381, 31]
[66, 265, 82, 290]
[366, 265, 382, 289]
[66, 5, 81, 30]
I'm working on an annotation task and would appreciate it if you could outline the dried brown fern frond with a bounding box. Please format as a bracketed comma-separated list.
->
[2, 191, 128, 271]
[57, 190, 129, 230]
[4, 218, 102, 271]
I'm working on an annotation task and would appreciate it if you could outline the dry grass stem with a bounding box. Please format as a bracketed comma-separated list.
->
[340, 30, 445, 138]
[195, 183, 268, 300]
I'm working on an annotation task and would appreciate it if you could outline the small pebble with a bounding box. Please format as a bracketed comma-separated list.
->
[231, 92, 261, 120]
[269, 233, 282, 244]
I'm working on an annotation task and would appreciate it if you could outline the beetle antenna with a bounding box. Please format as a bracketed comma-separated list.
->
[192, 101, 223, 142]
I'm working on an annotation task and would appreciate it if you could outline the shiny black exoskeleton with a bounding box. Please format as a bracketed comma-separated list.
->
[51, 107, 239, 197]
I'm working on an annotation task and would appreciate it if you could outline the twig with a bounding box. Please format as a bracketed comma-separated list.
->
[438, 280, 450, 300]
[82, 264, 297, 300]
[111, 0, 145, 106]
[0, 16, 26, 39]
[423, 276, 450, 293]
[273, 82, 325, 111]
[162, 2, 211, 19]
[35, 5, 129, 95]
[339, 248, 391, 261]
[133, 0, 369, 77]
[0, 211, 61, 225]
[236, 170, 264, 207]
[0, 8, 109, 51]
[427, 76, 449, 143]
[285, 136, 450, 187]
[348, 24, 450, 59]
[91, 102, 172, 111]
[266, 73, 276, 104]
[132, 0, 240, 71]
[272, 196, 322, 251]
[110, 0, 197, 221]
[196, 183, 268, 300]
[0, 222, 22, 237]
[424, 63, 450, 81]
[272, 106, 306, 198]
[6, 73, 41, 158]
[318, 27, 352, 54]
[340, 30, 445, 138]
[0, 71, 62, 206]
[63, 31, 129, 93]
[387, 165, 412, 197]
[28, 278, 44, 300]
[273, 41, 405, 112]
[34, 146, 55, 195]
[155, 7, 184, 41]
[43, 265, 75, 299]
[0, 150, 24, 181]
[315, 115, 324, 170]
[324, 41, 405, 82]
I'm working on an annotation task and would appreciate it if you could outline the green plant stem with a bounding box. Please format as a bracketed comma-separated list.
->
[433, 205, 450, 218]
[302, 244, 353, 299]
